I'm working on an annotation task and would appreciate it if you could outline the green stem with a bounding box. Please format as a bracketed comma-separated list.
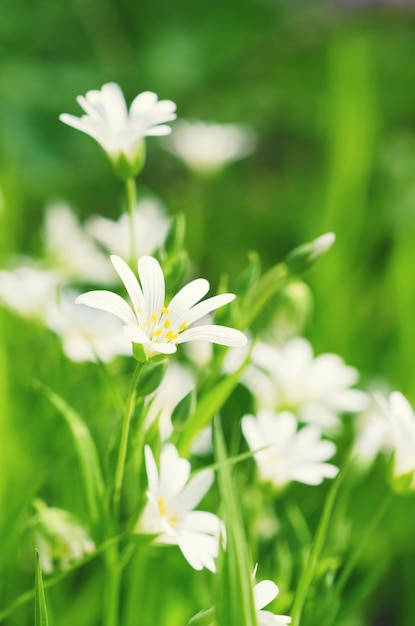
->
[290, 470, 345, 626]
[112, 361, 145, 522]
[126, 177, 137, 265]
[334, 491, 393, 596]
[103, 543, 122, 626]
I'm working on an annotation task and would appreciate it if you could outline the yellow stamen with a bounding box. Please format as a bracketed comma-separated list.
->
[152, 329, 163, 337]
[157, 498, 167, 516]
[161, 306, 170, 315]
[164, 319, 171, 329]
[136, 307, 141, 314]
[166, 330, 179, 341]
[151, 313, 157, 324]
[179, 321, 187, 332]
[169, 514, 179, 528]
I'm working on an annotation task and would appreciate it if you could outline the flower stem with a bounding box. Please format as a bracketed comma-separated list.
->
[112, 361, 145, 522]
[126, 177, 137, 265]
[103, 543, 122, 626]
[334, 491, 393, 596]
[290, 470, 345, 626]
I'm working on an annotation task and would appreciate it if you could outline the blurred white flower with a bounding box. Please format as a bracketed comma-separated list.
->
[164, 120, 256, 175]
[60, 83, 176, 177]
[242, 409, 338, 488]
[76, 254, 247, 362]
[45, 289, 131, 362]
[135, 443, 221, 572]
[352, 386, 394, 467]
[243, 337, 368, 430]
[375, 391, 415, 491]
[43, 202, 115, 285]
[86, 197, 170, 259]
[0, 264, 59, 319]
[32, 500, 95, 574]
[144, 361, 195, 440]
[254, 577, 292, 626]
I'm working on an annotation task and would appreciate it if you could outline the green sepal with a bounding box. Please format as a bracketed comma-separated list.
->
[132, 343, 169, 364]
[110, 140, 146, 181]
[35, 550, 49, 626]
[136, 361, 167, 397]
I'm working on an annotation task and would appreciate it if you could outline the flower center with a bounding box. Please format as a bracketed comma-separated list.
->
[137, 306, 187, 343]
[157, 497, 179, 529]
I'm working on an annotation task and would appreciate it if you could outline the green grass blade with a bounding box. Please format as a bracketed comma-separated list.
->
[213, 418, 258, 626]
[175, 358, 249, 455]
[37, 383, 105, 533]
[35, 550, 49, 626]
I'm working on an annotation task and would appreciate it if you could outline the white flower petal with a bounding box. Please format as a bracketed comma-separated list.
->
[75, 291, 136, 326]
[176, 325, 247, 347]
[110, 255, 144, 318]
[175, 470, 214, 513]
[144, 446, 159, 494]
[254, 580, 279, 610]
[138, 256, 165, 325]
[167, 279, 210, 326]
[185, 293, 235, 325]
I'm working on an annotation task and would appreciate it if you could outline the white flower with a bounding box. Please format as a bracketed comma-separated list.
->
[136, 444, 221, 572]
[0, 264, 59, 319]
[32, 501, 95, 574]
[163, 120, 256, 175]
[43, 202, 115, 285]
[76, 254, 247, 361]
[242, 409, 338, 488]
[245, 337, 368, 430]
[375, 391, 415, 491]
[254, 578, 291, 626]
[86, 197, 170, 259]
[144, 362, 195, 440]
[60, 83, 176, 177]
[45, 289, 131, 362]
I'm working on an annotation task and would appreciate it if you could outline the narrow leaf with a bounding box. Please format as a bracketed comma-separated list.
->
[175, 356, 249, 455]
[214, 419, 258, 626]
[35, 550, 49, 626]
[37, 383, 105, 533]
[136, 361, 167, 397]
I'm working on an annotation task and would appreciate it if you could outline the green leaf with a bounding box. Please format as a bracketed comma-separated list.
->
[239, 262, 288, 329]
[175, 356, 250, 455]
[135, 361, 167, 397]
[171, 387, 196, 428]
[187, 607, 214, 626]
[35, 550, 49, 626]
[213, 419, 258, 626]
[37, 383, 105, 534]
[163, 212, 186, 256]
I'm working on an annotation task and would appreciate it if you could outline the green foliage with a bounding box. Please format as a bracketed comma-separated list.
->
[35, 550, 49, 626]
[213, 419, 258, 626]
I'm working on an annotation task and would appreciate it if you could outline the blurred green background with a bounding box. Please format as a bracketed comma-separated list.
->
[1, 1, 415, 624]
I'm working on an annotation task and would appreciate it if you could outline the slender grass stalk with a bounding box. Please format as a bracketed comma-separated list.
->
[334, 491, 393, 596]
[126, 177, 137, 265]
[0, 534, 126, 621]
[290, 470, 345, 626]
[103, 543, 122, 626]
[112, 361, 146, 522]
